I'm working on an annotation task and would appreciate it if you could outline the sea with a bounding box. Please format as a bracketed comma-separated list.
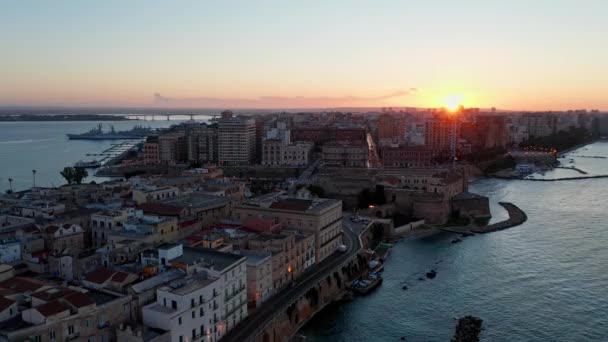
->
[0, 116, 210, 191]
[301, 141, 608, 341]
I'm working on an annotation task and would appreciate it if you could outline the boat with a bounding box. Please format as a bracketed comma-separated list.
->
[351, 273, 383, 295]
[74, 160, 102, 168]
[67, 123, 155, 140]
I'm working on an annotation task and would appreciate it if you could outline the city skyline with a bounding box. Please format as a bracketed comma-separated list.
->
[2, 1, 608, 110]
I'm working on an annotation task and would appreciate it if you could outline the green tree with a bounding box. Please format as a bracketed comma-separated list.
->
[60, 167, 76, 184]
[73, 168, 88, 184]
[60, 167, 88, 185]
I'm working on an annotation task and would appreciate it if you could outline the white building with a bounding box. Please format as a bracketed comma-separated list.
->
[132, 186, 180, 205]
[143, 272, 223, 342]
[142, 245, 248, 339]
[0, 240, 21, 263]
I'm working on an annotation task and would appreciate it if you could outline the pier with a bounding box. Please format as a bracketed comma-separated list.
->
[438, 202, 528, 235]
[84, 141, 141, 165]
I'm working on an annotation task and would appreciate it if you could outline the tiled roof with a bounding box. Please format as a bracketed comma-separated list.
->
[31, 287, 75, 302]
[44, 225, 60, 234]
[63, 292, 95, 308]
[0, 297, 16, 312]
[35, 300, 69, 317]
[111, 271, 129, 283]
[0, 277, 45, 292]
[84, 267, 115, 285]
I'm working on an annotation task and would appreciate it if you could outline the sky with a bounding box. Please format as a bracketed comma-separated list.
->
[1, 0, 607, 111]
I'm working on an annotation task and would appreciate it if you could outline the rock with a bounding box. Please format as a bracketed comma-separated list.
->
[426, 270, 437, 279]
[402, 285, 408, 290]
[451, 238, 462, 244]
[451, 315, 483, 342]
[418, 276, 425, 281]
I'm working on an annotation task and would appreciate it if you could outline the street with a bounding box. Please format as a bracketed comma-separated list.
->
[220, 218, 360, 342]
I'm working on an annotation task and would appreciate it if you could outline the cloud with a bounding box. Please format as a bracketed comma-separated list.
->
[152, 89, 416, 109]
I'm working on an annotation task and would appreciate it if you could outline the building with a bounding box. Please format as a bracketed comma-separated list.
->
[185, 122, 219, 164]
[143, 246, 248, 340]
[159, 132, 187, 163]
[143, 273, 224, 342]
[424, 115, 460, 155]
[237, 250, 273, 308]
[218, 114, 257, 165]
[262, 139, 313, 167]
[234, 194, 343, 262]
[91, 209, 131, 248]
[132, 186, 180, 205]
[0, 240, 20, 264]
[322, 141, 368, 167]
[0, 280, 132, 342]
[41, 224, 85, 255]
[460, 115, 508, 151]
[381, 146, 435, 167]
[144, 136, 161, 164]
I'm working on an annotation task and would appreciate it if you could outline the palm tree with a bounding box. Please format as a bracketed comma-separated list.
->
[8, 178, 13, 192]
[32, 170, 37, 188]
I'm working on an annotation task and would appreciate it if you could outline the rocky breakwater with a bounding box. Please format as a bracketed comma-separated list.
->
[471, 202, 527, 234]
[451, 316, 483, 342]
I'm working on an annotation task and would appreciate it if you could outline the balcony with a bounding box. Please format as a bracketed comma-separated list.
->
[224, 285, 245, 301]
[65, 333, 80, 341]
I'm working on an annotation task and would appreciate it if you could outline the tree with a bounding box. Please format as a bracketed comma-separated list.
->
[73, 168, 88, 184]
[60, 167, 76, 184]
[60, 167, 88, 185]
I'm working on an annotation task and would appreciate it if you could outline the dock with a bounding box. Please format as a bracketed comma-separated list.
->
[85, 141, 142, 165]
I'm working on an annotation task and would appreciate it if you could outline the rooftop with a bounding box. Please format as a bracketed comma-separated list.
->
[163, 193, 230, 209]
[172, 246, 245, 272]
[163, 273, 218, 295]
[131, 269, 186, 294]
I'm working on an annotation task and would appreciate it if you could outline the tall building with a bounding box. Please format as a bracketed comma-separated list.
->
[143, 136, 160, 164]
[218, 115, 257, 165]
[159, 132, 187, 163]
[424, 115, 460, 156]
[184, 123, 219, 164]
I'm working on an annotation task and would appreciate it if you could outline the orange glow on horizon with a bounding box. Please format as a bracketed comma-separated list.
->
[443, 94, 464, 111]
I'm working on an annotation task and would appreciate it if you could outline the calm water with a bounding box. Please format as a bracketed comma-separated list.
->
[0, 116, 210, 191]
[302, 142, 608, 341]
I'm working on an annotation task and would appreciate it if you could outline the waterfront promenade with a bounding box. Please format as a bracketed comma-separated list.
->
[221, 221, 361, 342]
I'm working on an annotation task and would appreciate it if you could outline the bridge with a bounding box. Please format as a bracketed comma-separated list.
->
[221, 220, 366, 342]
[126, 113, 221, 121]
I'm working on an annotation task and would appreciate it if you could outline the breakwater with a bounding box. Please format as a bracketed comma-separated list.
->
[470, 202, 527, 234]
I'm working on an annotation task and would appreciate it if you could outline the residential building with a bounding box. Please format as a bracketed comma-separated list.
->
[381, 146, 435, 167]
[143, 273, 224, 342]
[41, 223, 85, 255]
[144, 136, 161, 164]
[218, 114, 257, 165]
[234, 194, 343, 262]
[237, 250, 273, 308]
[0, 280, 132, 342]
[0, 240, 20, 264]
[132, 186, 180, 205]
[322, 141, 368, 167]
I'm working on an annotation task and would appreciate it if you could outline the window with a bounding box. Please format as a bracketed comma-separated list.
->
[192, 310, 195, 318]
[163, 298, 167, 306]
[33, 336, 41, 342]
[49, 330, 56, 340]
[192, 329, 196, 339]
[178, 317, 182, 325]
[68, 325, 75, 335]
[172, 300, 177, 309]
[87, 337, 96, 342]
[123, 303, 129, 313]
[179, 336, 183, 342]
[200, 307, 204, 316]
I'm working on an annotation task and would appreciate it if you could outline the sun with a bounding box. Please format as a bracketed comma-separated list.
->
[443, 94, 464, 111]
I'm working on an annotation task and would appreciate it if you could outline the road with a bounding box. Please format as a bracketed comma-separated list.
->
[221, 219, 360, 342]
[288, 159, 321, 194]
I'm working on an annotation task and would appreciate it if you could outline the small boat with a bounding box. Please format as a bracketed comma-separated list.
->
[74, 160, 101, 168]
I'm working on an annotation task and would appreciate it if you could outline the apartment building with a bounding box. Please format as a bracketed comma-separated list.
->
[322, 141, 368, 167]
[234, 194, 343, 262]
[132, 186, 179, 205]
[217, 114, 256, 165]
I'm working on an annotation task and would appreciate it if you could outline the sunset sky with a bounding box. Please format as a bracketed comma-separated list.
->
[1, 1, 607, 110]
